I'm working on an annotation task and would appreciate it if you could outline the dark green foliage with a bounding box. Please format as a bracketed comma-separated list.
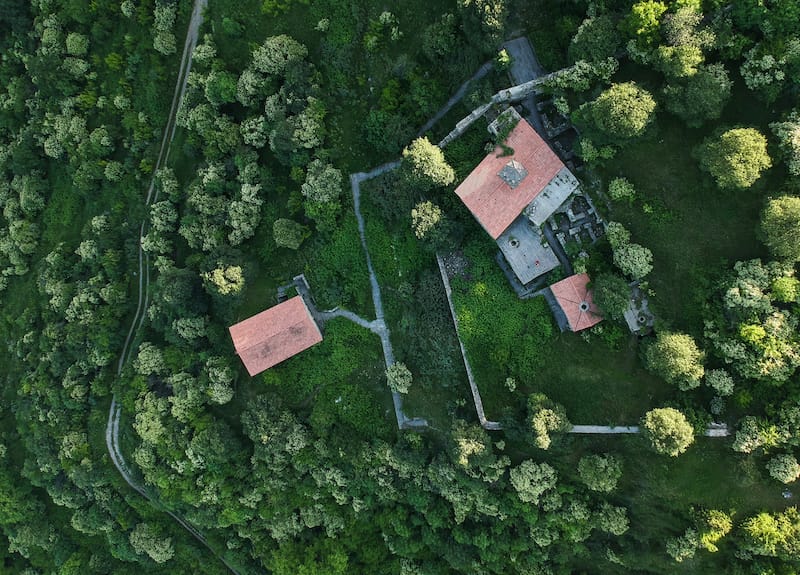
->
[591, 273, 631, 321]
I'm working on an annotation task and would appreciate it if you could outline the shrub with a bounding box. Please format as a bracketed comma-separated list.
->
[607, 177, 636, 203]
[767, 454, 800, 484]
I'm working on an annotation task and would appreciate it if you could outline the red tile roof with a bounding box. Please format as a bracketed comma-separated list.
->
[455, 118, 565, 239]
[550, 273, 603, 332]
[229, 296, 323, 376]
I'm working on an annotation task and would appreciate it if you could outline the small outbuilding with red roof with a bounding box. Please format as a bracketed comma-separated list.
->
[547, 273, 603, 332]
[229, 295, 323, 376]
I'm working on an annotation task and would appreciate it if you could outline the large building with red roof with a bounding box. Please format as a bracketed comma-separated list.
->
[548, 273, 603, 332]
[229, 295, 323, 376]
[454, 108, 580, 286]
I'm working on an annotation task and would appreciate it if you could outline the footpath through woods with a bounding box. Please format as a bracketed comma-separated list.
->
[104, 2, 245, 574]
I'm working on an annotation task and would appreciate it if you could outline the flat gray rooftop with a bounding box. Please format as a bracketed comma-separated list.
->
[497, 216, 559, 285]
[523, 166, 579, 227]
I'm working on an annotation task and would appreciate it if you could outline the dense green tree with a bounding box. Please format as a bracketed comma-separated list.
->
[623, 1, 668, 55]
[202, 265, 245, 296]
[760, 196, 800, 262]
[527, 393, 571, 450]
[613, 242, 653, 280]
[704, 369, 735, 397]
[568, 15, 620, 63]
[578, 454, 622, 493]
[740, 508, 800, 561]
[697, 128, 772, 190]
[767, 454, 800, 484]
[128, 523, 174, 564]
[641, 407, 695, 456]
[645, 332, 705, 390]
[273, 218, 309, 250]
[252, 35, 308, 76]
[578, 82, 656, 143]
[401, 137, 455, 191]
[770, 111, 800, 176]
[592, 273, 631, 321]
[509, 460, 557, 504]
[607, 177, 635, 203]
[665, 64, 732, 128]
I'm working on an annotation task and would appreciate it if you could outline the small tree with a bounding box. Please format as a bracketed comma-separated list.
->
[704, 369, 734, 397]
[592, 273, 631, 321]
[401, 137, 455, 191]
[767, 454, 800, 484]
[772, 276, 800, 303]
[607, 177, 636, 203]
[645, 332, 705, 390]
[697, 128, 772, 190]
[202, 265, 245, 296]
[273, 218, 309, 250]
[613, 242, 653, 280]
[386, 362, 412, 394]
[760, 196, 800, 262]
[527, 393, 571, 450]
[605, 221, 631, 249]
[578, 454, 622, 492]
[641, 407, 695, 457]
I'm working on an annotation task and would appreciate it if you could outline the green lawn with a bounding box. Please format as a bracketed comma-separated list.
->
[605, 95, 772, 337]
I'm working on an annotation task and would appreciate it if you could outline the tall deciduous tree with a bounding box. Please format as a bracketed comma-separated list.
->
[760, 196, 800, 262]
[579, 82, 657, 143]
[642, 407, 695, 456]
[401, 137, 455, 191]
[697, 128, 772, 190]
[592, 273, 631, 320]
[645, 332, 705, 390]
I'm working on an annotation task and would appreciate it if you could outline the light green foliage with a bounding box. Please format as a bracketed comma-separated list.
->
[580, 82, 657, 142]
[605, 222, 630, 250]
[767, 454, 800, 484]
[666, 528, 699, 562]
[654, 44, 703, 78]
[129, 523, 174, 563]
[664, 63, 732, 128]
[613, 242, 653, 280]
[732, 416, 784, 453]
[761, 196, 800, 262]
[607, 177, 635, 203]
[707, 260, 800, 384]
[386, 362, 413, 394]
[704, 369, 734, 396]
[770, 111, 800, 176]
[402, 137, 455, 191]
[645, 332, 705, 390]
[527, 393, 571, 450]
[641, 407, 695, 456]
[697, 128, 772, 190]
[595, 503, 629, 535]
[623, 1, 668, 47]
[65, 32, 88, 56]
[592, 273, 631, 321]
[509, 460, 557, 504]
[133, 342, 166, 376]
[544, 58, 619, 93]
[578, 454, 622, 492]
[411, 201, 444, 240]
[458, 0, 507, 49]
[772, 276, 800, 303]
[740, 46, 787, 103]
[569, 15, 620, 63]
[696, 509, 733, 553]
[741, 508, 800, 560]
[152, 3, 177, 55]
[301, 160, 342, 204]
[273, 218, 309, 250]
[252, 34, 308, 75]
[202, 265, 245, 296]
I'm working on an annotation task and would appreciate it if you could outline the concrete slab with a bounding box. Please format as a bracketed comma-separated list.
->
[497, 216, 559, 285]
[524, 167, 580, 226]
